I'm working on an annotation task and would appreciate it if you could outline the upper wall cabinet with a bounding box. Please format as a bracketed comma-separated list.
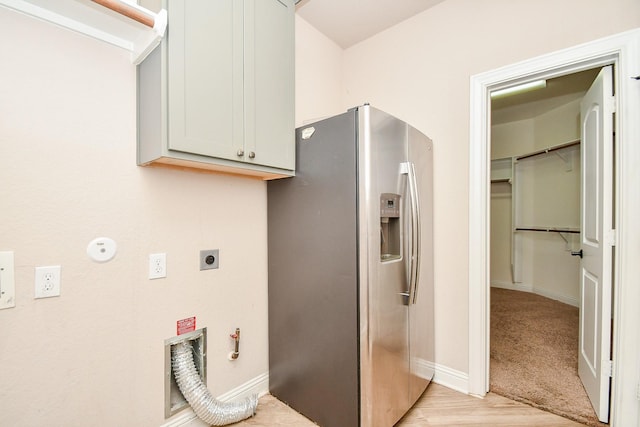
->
[137, 0, 295, 179]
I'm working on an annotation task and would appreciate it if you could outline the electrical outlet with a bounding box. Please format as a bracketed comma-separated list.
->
[35, 266, 61, 299]
[199, 249, 219, 271]
[149, 253, 167, 279]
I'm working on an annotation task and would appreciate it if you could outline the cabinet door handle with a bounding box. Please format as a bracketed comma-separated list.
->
[236, 149, 244, 157]
[248, 151, 255, 159]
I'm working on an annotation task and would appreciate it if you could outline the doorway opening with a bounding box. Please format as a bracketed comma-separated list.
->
[488, 68, 608, 425]
[468, 28, 640, 427]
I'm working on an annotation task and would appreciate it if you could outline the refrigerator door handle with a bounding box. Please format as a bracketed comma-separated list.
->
[400, 162, 421, 305]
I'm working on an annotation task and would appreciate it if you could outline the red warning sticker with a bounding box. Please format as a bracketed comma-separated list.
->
[177, 316, 196, 335]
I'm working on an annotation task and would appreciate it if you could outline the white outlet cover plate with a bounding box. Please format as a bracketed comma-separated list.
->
[35, 265, 61, 299]
[149, 253, 166, 279]
[87, 237, 117, 263]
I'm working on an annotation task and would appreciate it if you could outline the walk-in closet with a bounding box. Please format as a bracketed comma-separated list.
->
[491, 91, 583, 304]
[489, 68, 608, 426]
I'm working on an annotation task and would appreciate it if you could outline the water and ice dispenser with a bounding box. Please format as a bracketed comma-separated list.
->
[380, 193, 401, 261]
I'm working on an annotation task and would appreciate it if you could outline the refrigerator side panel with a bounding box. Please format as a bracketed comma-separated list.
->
[408, 125, 435, 405]
[267, 111, 359, 427]
[359, 106, 412, 426]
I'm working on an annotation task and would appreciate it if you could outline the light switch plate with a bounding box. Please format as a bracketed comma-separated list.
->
[0, 251, 15, 309]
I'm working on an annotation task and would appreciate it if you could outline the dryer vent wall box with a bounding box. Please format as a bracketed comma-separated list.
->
[164, 328, 207, 418]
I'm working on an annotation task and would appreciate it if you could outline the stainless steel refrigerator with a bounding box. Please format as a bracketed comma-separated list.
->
[267, 105, 434, 427]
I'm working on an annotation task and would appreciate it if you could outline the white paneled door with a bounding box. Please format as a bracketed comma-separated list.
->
[578, 65, 614, 423]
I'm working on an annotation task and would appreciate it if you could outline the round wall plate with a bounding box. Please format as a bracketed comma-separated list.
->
[86, 237, 117, 263]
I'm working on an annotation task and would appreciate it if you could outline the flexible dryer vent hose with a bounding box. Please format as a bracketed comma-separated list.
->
[171, 341, 258, 425]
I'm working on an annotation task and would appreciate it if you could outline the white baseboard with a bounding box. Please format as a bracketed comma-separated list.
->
[160, 372, 269, 427]
[491, 280, 579, 307]
[490, 280, 532, 293]
[160, 411, 202, 427]
[216, 372, 270, 401]
[413, 357, 435, 382]
[432, 363, 469, 394]
[532, 287, 579, 307]
[160, 366, 473, 426]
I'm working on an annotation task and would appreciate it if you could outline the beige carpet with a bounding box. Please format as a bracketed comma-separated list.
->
[490, 287, 607, 426]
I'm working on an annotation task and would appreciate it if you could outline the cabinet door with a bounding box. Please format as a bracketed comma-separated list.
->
[167, 0, 244, 161]
[244, 0, 295, 170]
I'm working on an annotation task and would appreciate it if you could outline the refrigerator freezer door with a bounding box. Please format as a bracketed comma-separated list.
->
[268, 110, 360, 427]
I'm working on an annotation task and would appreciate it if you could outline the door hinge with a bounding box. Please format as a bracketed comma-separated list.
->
[608, 95, 617, 113]
[603, 359, 614, 378]
[606, 229, 617, 246]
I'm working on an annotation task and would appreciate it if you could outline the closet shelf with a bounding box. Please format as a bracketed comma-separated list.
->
[491, 157, 513, 182]
[0, 0, 167, 65]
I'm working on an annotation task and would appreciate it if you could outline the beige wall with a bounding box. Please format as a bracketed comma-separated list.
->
[337, 0, 640, 374]
[491, 119, 535, 159]
[294, 15, 344, 125]
[0, 7, 346, 427]
[0, 9, 269, 426]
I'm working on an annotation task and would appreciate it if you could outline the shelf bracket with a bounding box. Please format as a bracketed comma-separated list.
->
[553, 150, 573, 172]
[557, 231, 572, 251]
[558, 231, 580, 252]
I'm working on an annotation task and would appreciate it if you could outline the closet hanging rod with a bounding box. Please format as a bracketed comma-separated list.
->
[91, 0, 154, 28]
[515, 226, 580, 234]
[515, 139, 581, 161]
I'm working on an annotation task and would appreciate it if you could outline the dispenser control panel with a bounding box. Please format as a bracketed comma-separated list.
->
[380, 193, 400, 218]
[380, 193, 401, 261]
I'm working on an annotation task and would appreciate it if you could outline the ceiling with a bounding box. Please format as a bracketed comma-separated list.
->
[491, 68, 600, 125]
[295, 0, 446, 49]
[294, 1, 600, 125]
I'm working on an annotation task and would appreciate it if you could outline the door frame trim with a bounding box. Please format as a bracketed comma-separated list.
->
[468, 28, 640, 425]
